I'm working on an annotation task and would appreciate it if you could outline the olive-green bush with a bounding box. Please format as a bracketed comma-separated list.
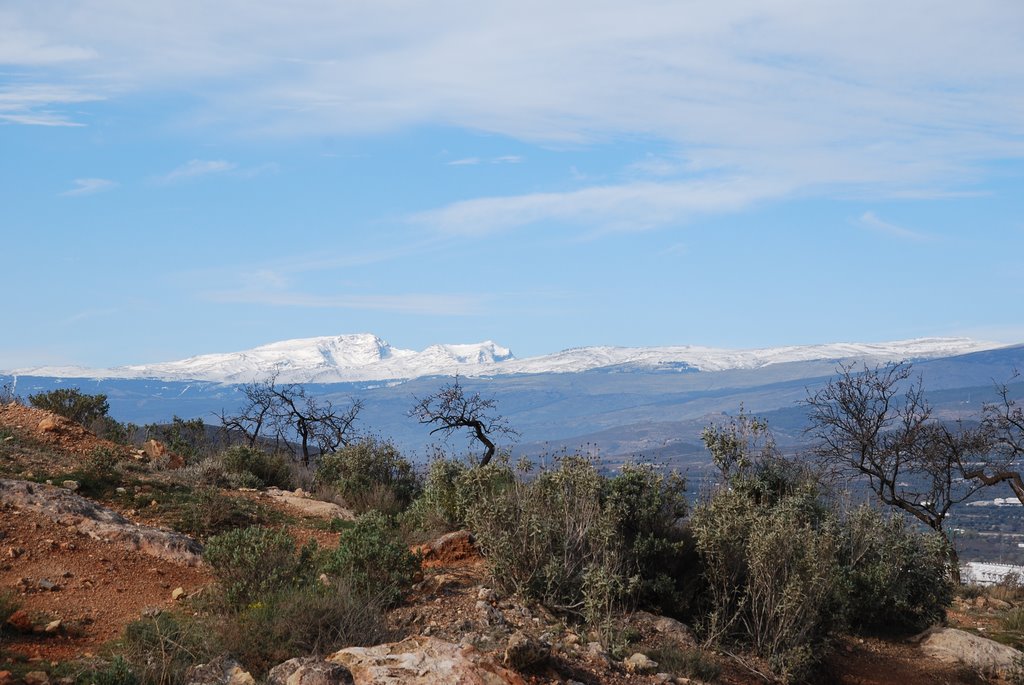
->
[842, 505, 952, 633]
[463, 455, 690, 635]
[119, 612, 214, 685]
[219, 445, 294, 489]
[203, 526, 318, 609]
[173, 488, 275, 539]
[74, 656, 140, 685]
[218, 581, 388, 676]
[323, 510, 420, 606]
[693, 410, 954, 682]
[400, 454, 515, 537]
[315, 437, 420, 514]
[28, 387, 109, 425]
[691, 459, 844, 683]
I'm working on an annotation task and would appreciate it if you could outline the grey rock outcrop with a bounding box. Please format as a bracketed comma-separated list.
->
[915, 626, 1023, 676]
[328, 636, 527, 684]
[267, 657, 354, 685]
[0, 479, 203, 565]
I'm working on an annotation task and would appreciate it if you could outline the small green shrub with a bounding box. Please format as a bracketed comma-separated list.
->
[219, 445, 293, 489]
[468, 456, 611, 612]
[603, 463, 691, 615]
[401, 454, 517, 541]
[146, 416, 210, 463]
[173, 488, 274, 539]
[204, 526, 317, 609]
[217, 581, 388, 676]
[92, 416, 140, 445]
[843, 505, 952, 633]
[0, 589, 20, 646]
[119, 612, 212, 685]
[182, 456, 263, 490]
[75, 656, 140, 685]
[29, 387, 109, 425]
[316, 437, 420, 515]
[646, 644, 722, 682]
[323, 510, 420, 606]
[74, 447, 124, 496]
[1003, 607, 1024, 634]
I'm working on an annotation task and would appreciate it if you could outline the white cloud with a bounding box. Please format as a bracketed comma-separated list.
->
[858, 211, 933, 242]
[5, 2, 1024, 198]
[61, 178, 118, 196]
[159, 159, 236, 183]
[413, 176, 791, 235]
[0, 24, 97, 65]
[0, 84, 103, 126]
[448, 155, 523, 166]
[235, 162, 279, 178]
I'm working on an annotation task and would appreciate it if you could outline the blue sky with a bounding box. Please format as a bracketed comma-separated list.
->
[2, 1, 1023, 368]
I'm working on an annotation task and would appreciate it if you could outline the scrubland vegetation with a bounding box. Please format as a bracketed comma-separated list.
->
[3, 365, 1024, 683]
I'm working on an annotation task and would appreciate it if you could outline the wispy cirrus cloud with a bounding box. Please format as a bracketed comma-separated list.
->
[156, 159, 278, 183]
[0, 84, 103, 126]
[5, 2, 1024, 214]
[414, 176, 791, 235]
[858, 211, 933, 242]
[447, 155, 523, 166]
[158, 159, 236, 183]
[61, 178, 117, 196]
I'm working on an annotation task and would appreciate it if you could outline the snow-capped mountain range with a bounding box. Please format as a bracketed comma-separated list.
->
[9, 334, 1006, 384]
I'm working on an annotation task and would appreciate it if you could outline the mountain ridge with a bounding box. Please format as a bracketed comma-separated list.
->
[7, 334, 1006, 384]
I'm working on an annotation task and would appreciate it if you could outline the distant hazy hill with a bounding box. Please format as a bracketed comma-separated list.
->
[4, 337, 1021, 466]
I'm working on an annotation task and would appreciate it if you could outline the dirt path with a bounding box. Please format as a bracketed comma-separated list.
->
[1, 503, 209, 661]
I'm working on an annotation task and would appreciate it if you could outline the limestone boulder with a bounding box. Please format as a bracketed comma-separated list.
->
[916, 627, 1023, 676]
[503, 631, 549, 670]
[267, 657, 353, 685]
[632, 610, 696, 648]
[264, 488, 354, 521]
[329, 636, 527, 685]
[185, 655, 255, 685]
[624, 652, 659, 674]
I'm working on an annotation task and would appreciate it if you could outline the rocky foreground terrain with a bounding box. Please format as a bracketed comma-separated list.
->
[2, 402, 1023, 684]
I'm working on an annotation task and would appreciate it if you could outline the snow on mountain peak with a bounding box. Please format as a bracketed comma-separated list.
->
[8, 335, 1006, 384]
[421, 341, 514, 365]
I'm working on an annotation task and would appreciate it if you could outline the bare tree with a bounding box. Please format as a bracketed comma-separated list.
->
[805, 361, 994, 579]
[410, 376, 518, 467]
[218, 374, 279, 448]
[219, 373, 362, 466]
[974, 371, 1024, 502]
[310, 396, 364, 455]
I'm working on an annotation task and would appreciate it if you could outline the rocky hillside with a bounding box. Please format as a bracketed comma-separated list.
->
[1, 401, 1022, 685]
